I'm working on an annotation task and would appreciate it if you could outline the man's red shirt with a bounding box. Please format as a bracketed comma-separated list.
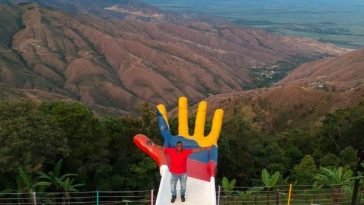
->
[164, 148, 193, 174]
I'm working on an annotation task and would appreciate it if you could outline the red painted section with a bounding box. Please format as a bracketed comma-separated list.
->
[133, 134, 167, 167]
[187, 159, 217, 181]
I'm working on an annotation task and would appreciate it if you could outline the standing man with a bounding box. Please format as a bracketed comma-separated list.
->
[152, 141, 210, 203]
[165, 141, 211, 203]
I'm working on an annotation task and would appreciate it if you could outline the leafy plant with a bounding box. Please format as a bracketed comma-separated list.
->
[303, 182, 323, 204]
[238, 186, 264, 203]
[314, 166, 353, 188]
[261, 169, 280, 205]
[38, 159, 79, 191]
[222, 176, 236, 193]
[314, 166, 354, 205]
[261, 169, 280, 189]
[16, 167, 50, 204]
[38, 159, 83, 204]
[17, 167, 51, 193]
[221, 177, 237, 204]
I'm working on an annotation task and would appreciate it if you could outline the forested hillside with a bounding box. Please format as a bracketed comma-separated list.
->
[0, 100, 362, 192]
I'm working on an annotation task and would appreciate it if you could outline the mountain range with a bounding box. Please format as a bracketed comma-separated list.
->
[0, 0, 361, 119]
[205, 48, 364, 132]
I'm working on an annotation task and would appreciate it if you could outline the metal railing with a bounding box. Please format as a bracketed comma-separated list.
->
[0, 185, 363, 205]
[216, 185, 364, 205]
[0, 190, 153, 205]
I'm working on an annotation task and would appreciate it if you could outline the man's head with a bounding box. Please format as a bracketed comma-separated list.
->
[175, 141, 183, 152]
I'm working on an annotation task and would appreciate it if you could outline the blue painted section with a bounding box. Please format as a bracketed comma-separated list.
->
[158, 110, 218, 164]
[157, 111, 172, 144]
[189, 146, 217, 163]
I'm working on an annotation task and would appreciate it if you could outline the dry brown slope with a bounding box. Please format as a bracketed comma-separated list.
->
[205, 84, 364, 132]
[203, 47, 364, 132]
[0, 3, 349, 113]
[279, 48, 364, 90]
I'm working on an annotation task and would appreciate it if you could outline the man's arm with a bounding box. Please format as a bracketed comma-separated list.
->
[192, 146, 212, 153]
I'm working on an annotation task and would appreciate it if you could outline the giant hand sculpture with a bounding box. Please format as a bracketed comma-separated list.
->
[134, 96, 223, 181]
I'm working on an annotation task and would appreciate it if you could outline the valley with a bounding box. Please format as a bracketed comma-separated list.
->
[245, 55, 326, 89]
[144, 0, 364, 48]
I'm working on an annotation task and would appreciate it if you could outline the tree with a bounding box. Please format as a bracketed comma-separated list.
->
[135, 103, 159, 141]
[0, 101, 68, 173]
[319, 103, 364, 155]
[253, 134, 288, 176]
[97, 107, 161, 190]
[291, 155, 317, 185]
[39, 102, 108, 189]
[319, 153, 340, 167]
[218, 114, 256, 185]
[339, 146, 357, 168]
[0, 100, 165, 191]
[277, 129, 318, 170]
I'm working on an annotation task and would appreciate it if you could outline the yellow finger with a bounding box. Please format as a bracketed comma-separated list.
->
[207, 109, 224, 145]
[194, 101, 207, 139]
[178, 97, 190, 137]
[157, 104, 169, 128]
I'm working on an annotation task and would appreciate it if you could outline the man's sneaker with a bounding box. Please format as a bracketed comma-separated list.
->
[171, 195, 176, 203]
[181, 195, 185, 202]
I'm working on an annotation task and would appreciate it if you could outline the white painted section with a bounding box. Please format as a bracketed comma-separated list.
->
[156, 165, 216, 205]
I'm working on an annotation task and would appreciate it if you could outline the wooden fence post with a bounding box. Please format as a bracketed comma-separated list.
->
[287, 184, 292, 205]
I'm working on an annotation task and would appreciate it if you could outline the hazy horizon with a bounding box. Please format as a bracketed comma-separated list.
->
[143, 0, 364, 48]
